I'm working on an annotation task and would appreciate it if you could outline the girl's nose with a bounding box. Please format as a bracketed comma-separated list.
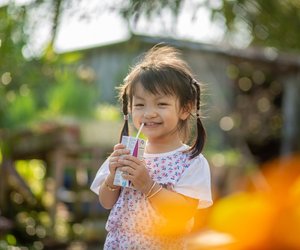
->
[143, 109, 157, 118]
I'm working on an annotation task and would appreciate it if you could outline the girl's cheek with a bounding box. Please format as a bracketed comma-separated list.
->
[131, 116, 140, 128]
[131, 111, 142, 121]
[132, 109, 142, 114]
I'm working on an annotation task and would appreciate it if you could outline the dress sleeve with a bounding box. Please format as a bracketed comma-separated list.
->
[90, 159, 110, 195]
[173, 154, 213, 209]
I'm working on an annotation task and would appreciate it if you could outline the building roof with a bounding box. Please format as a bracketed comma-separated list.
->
[65, 34, 300, 71]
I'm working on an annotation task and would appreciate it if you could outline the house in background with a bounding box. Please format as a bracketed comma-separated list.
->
[66, 34, 300, 164]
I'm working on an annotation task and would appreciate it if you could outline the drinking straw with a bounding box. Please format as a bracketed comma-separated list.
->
[125, 123, 144, 149]
[136, 123, 144, 138]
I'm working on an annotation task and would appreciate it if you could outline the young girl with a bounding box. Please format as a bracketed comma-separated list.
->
[91, 45, 213, 249]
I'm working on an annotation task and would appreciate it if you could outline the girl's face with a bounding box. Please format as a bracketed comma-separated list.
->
[131, 83, 189, 144]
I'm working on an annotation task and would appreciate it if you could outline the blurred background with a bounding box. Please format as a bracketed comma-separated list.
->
[0, 0, 300, 249]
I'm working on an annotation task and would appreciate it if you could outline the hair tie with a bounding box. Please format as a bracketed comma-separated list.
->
[191, 78, 197, 85]
[124, 114, 129, 120]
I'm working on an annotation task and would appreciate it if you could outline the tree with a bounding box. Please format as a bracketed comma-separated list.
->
[0, 2, 97, 129]
[114, 0, 300, 53]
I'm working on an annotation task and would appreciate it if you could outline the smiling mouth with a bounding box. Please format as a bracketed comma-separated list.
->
[143, 122, 162, 127]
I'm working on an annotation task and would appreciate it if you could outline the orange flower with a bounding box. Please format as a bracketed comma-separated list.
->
[187, 155, 300, 250]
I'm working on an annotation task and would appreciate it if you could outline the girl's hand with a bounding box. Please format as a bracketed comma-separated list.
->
[108, 143, 130, 176]
[118, 155, 153, 193]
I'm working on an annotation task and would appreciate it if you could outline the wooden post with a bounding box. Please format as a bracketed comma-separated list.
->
[47, 149, 65, 235]
[0, 159, 10, 214]
[281, 72, 300, 155]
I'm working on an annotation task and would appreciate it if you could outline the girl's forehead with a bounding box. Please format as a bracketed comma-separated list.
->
[132, 81, 174, 97]
[133, 87, 173, 100]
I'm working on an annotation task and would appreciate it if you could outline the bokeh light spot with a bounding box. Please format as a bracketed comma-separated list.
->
[226, 64, 239, 80]
[219, 116, 234, 131]
[257, 97, 270, 112]
[252, 70, 265, 85]
[238, 77, 252, 91]
[1, 72, 12, 85]
[211, 153, 225, 167]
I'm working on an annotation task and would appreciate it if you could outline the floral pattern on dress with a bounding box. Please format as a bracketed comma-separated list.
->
[104, 148, 198, 250]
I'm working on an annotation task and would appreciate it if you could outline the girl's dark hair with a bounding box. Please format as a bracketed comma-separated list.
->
[118, 44, 206, 159]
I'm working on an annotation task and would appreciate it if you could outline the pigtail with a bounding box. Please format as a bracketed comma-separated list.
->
[119, 87, 129, 142]
[189, 80, 206, 159]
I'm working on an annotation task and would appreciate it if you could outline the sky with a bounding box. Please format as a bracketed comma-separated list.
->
[1, 0, 249, 54]
[53, 0, 226, 53]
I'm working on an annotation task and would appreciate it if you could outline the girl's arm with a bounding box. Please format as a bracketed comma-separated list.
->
[147, 186, 198, 235]
[98, 173, 121, 209]
[148, 184, 198, 220]
[98, 144, 130, 209]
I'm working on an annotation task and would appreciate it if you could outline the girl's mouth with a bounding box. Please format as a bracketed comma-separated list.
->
[144, 122, 162, 127]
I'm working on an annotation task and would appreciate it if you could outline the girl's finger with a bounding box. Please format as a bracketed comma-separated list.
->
[109, 159, 122, 166]
[109, 162, 122, 170]
[111, 149, 130, 157]
[109, 156, 118, 163]
[113, 143, 125, 150]
[109, 157, 121, 168]
[118, 158, 139, 170]
[122, 155, 143, 165]
[120, 167, 134, 176]
[121, 172, 133, 181]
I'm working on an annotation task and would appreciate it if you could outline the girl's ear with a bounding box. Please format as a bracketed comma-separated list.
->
[179, 103, 193, 121]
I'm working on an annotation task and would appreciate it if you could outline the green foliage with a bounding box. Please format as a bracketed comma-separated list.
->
[4, 234, 16, 246]
[119, 0, 182, 20]
[47, 71, 97, 118]
[117, 0, 300, 52]
[216, 0, 300, 52]
[15, 160, 46, 197]
[0, 3, 98, 130]
[95, 103, 121, 121]
[4, 93, 37, 128]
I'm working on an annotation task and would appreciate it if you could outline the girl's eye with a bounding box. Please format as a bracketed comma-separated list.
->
[158, 103, 168, 106]
[134, 103, 144, 107]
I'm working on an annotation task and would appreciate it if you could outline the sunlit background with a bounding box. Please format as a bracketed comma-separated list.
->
[1, 0, 300, 249]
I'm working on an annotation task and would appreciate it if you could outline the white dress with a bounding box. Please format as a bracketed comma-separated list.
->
[91, 145, 213, 250]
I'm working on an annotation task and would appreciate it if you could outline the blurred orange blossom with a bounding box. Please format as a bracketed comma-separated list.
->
[187, 155, 300, 250]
